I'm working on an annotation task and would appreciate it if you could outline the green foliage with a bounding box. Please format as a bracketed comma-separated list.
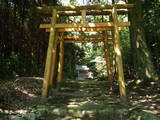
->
[10, 103, 160, 120]
[11, 113, 37, 120]
[143, 0, 160, 74]
[0, 0, 47, 80]
[75, 42, 106, 80]
[62, 44, 85, 79]
[0, 54, 43, 81]
[120, 28, 133, 78]
[0, 55, 19, 80]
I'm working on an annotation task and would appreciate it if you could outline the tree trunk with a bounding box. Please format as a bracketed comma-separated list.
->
[128, 0, 159, 81]
[112, 0, 115, 4]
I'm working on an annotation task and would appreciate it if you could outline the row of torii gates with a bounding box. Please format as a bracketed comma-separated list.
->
[38, 4, 134, 102]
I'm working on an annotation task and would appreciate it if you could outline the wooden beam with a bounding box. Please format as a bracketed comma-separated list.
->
[55, 22, 113, 28]
[48, 32, 59, 86]
[37, 4, 134, 12]
[64, 39, 112, 43]
[42, 9, 57, 97]
[40, 22, 130, 29]
[63, 35, 112, 39]
[104, 39, 113, 84]
[40, 24, 51, 28]
[48, 13, 60, 86]
[112, 7, 126, 103]
[59, 10, 128, 16]
[46, 27, 123, 32]
[57, 33, 64, 90]
[45, 27, 124, 32]
[81, 10, 86, 23]
[38, 10, 128, 16]
[109, 16, 117, 82]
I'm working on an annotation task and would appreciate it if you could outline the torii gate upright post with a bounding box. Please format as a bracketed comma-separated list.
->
[42, 9, 58, 97]
[112, 6, 127, 103]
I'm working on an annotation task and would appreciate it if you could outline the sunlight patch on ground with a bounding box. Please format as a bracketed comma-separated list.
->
[145, 68, 151, 78]
[17, 77, 43, 81]
[14, 86, 37, 98]
[1, 109, 28, 115]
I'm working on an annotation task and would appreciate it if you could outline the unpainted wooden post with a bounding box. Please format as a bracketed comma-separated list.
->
[109, 17, 117, 80]
[42, 9, 57, 97]
[111, 30, 117, 81]
[104, 41, 109, 81]
[57, 33, 64, 90]
[48, 13, 60, 86]
[48, 32, 59, 85]
[104, 38, 113, 84]
[112, 6, 127, 102]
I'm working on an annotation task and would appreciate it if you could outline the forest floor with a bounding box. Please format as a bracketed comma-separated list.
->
[0, 77, 160, 120]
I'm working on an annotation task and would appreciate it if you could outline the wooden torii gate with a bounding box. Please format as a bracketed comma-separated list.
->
[38, 4, 134, 102]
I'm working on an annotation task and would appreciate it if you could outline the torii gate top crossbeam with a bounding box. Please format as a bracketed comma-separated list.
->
[37, 4, 134, 12]
[39, 4, 133, 33]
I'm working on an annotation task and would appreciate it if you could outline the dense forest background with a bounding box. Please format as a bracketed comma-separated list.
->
[0, 0, 159, 82]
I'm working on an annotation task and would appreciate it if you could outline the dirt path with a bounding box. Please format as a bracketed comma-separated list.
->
[0, 77, 159, 119]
